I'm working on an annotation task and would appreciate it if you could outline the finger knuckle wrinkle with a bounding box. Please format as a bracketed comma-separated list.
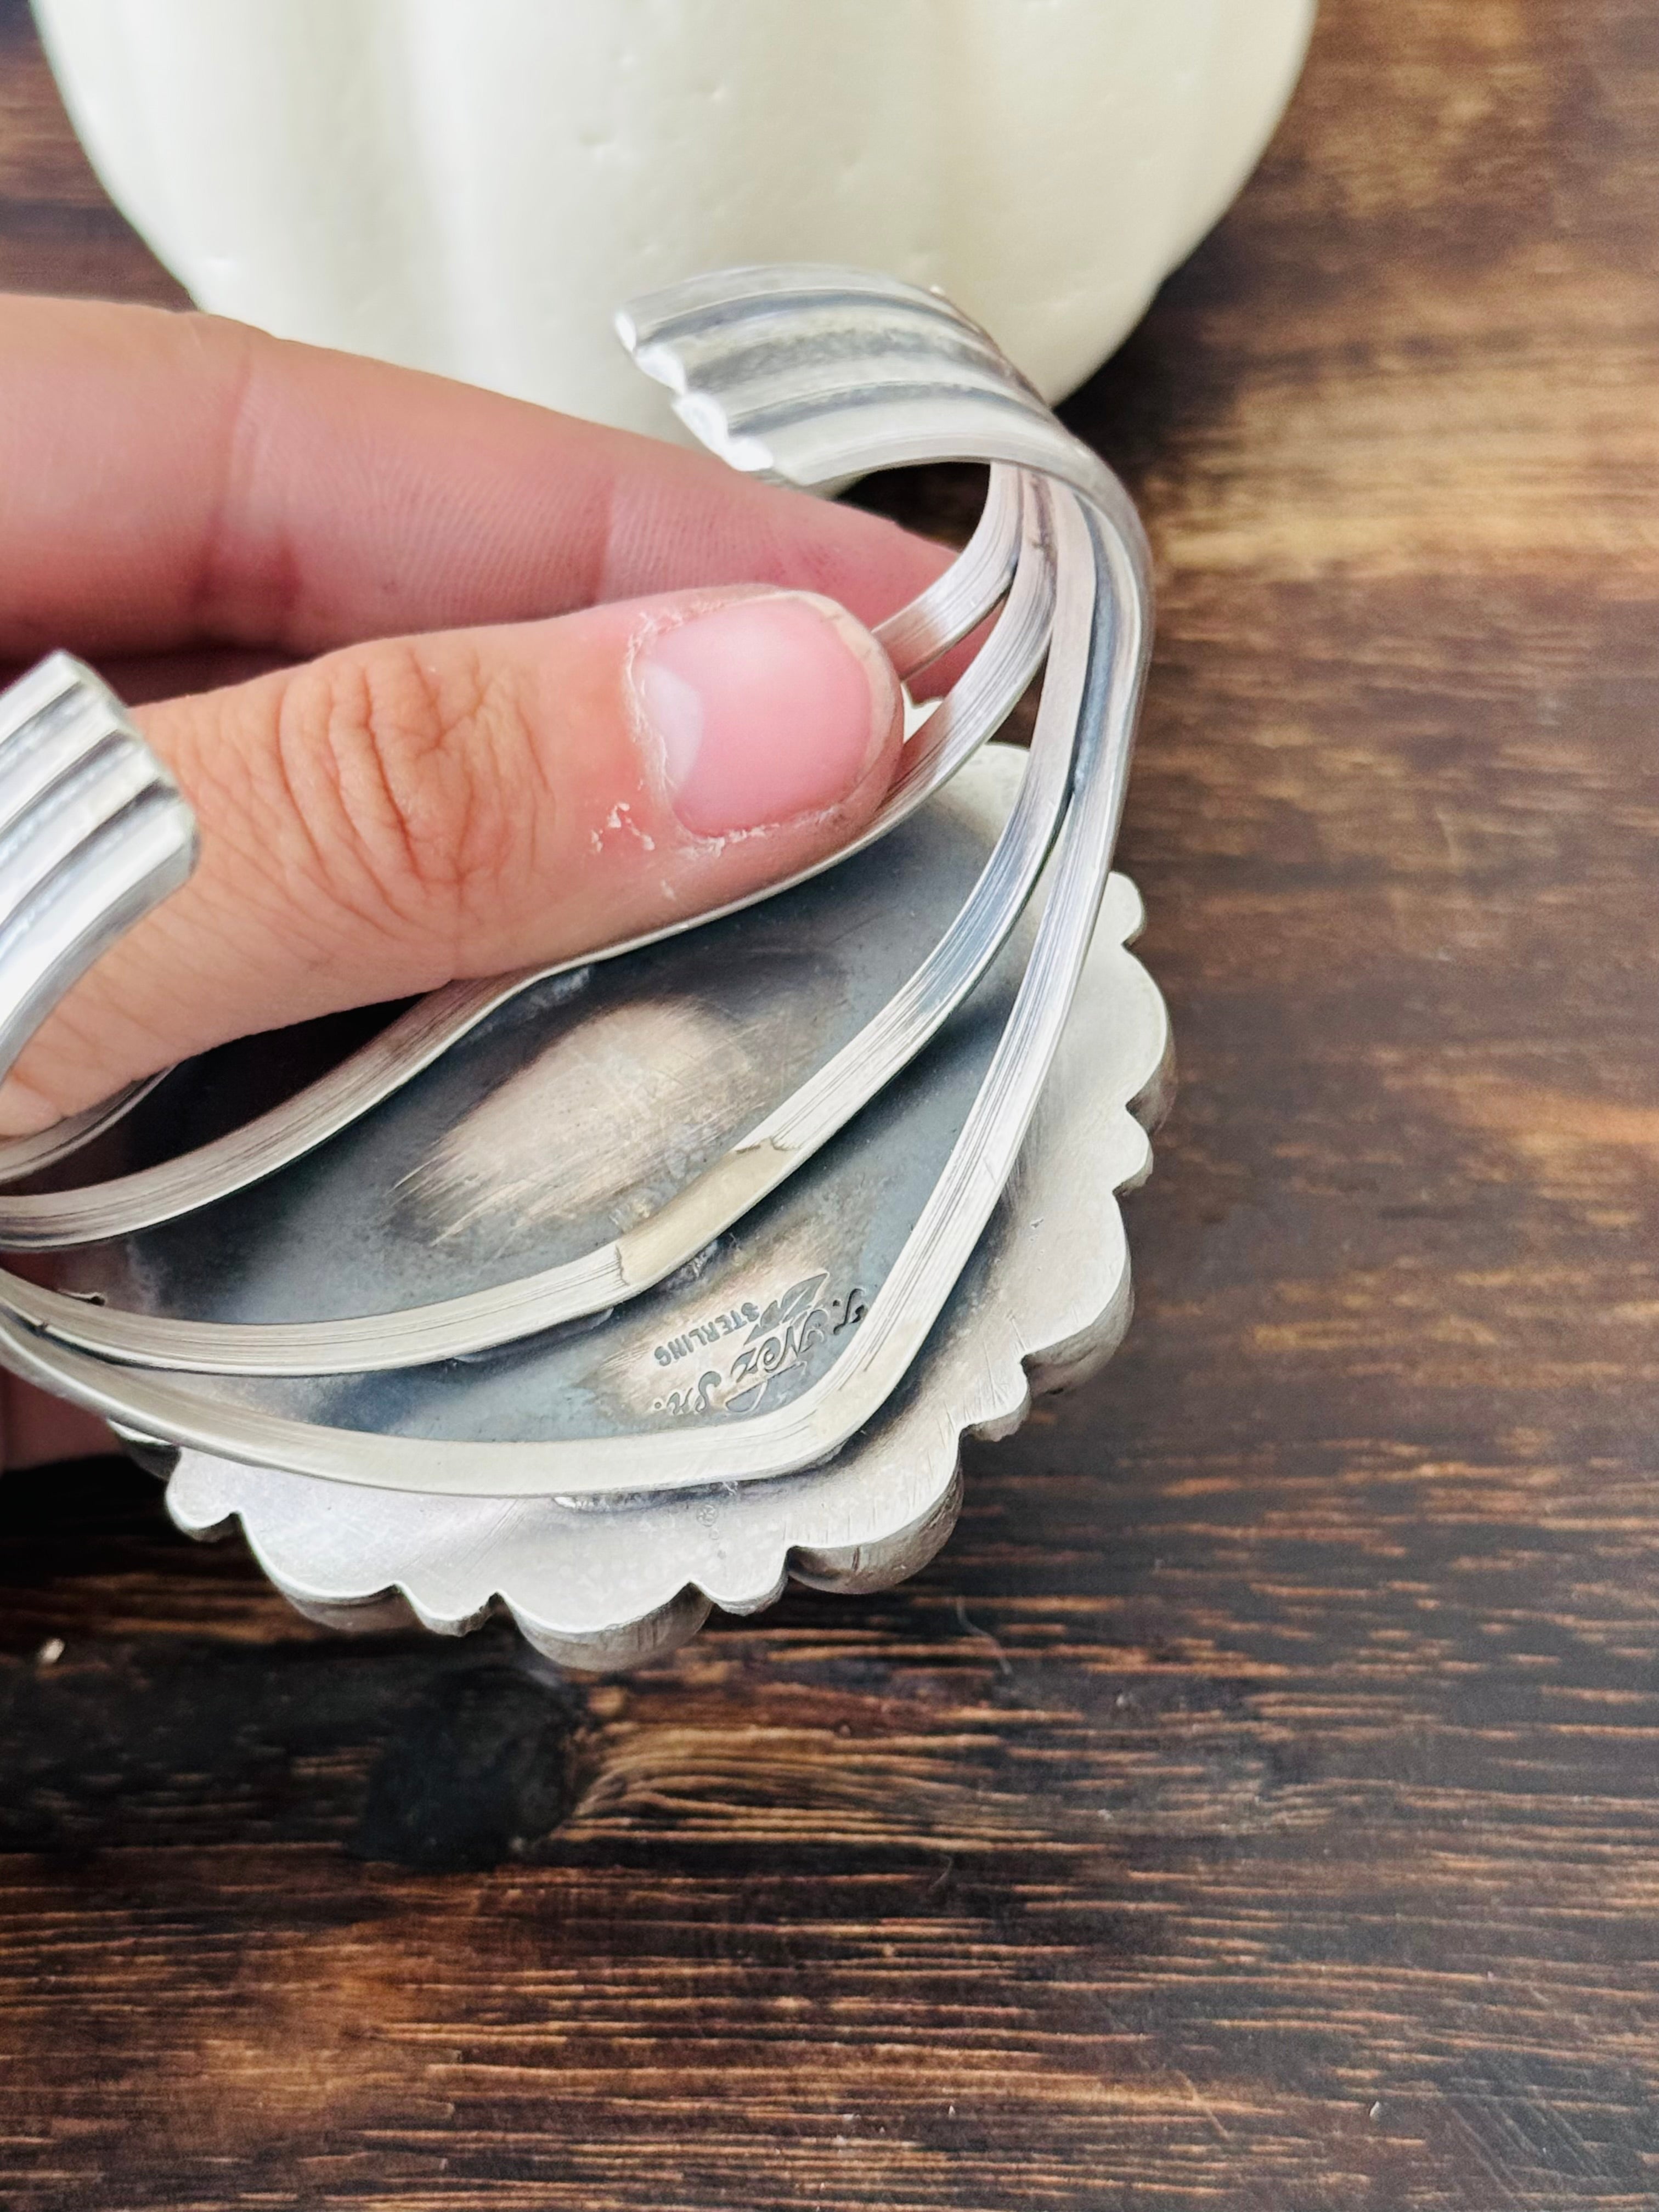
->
[277, 641, 534, 940]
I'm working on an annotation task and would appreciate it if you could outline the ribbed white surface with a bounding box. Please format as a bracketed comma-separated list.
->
[34, 0, 1314, 433]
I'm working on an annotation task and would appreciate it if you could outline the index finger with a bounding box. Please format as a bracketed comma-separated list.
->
[0, 294, 951, 662]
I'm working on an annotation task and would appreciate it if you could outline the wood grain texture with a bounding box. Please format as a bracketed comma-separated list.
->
[3, 1, 1658, 2205]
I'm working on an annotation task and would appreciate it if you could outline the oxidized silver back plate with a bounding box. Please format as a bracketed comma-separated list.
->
[0, 264, 1170, 1668]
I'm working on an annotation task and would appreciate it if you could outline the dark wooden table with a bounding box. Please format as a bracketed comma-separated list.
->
[4, 3, 1658, 2205]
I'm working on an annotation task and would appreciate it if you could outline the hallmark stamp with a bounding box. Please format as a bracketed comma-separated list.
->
[650, 1269, 867, 1419]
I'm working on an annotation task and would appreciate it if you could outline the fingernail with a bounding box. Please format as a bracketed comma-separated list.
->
[634, 591, 898, 838]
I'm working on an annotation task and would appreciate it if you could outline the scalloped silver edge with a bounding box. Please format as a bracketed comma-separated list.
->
[164, 874, 1170, 1672]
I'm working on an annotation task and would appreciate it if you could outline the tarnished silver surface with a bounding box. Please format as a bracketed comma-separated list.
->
[0, 266, 1153, 1500]
[30, 745, 1083, 1453]
[1, 479, 1063, 1369]
[0, 465, 1031, 1251]
[0, 264, 1167, 1666]
[50, 746, 1047, 1386]
[163, 866, 1170, 1670]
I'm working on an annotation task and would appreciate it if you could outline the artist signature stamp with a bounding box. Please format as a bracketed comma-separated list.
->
[651, 1269, 867, 1419]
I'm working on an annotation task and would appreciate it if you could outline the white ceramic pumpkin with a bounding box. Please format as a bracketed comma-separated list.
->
[34, 0, 1315, 438]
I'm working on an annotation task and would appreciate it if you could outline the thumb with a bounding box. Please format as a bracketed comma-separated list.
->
[0, 586, 902, 1133]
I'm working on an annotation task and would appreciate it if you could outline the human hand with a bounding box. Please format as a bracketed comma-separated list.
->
[0, 294, 949, 1465]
